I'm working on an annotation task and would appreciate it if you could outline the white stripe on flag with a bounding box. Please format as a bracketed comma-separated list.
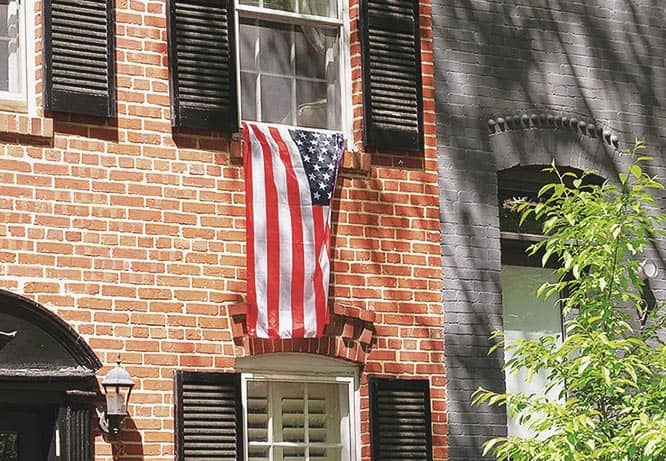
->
[248, 127, 269, 338]
[264, 126, 294, 337]
[281, 129, 318, 337]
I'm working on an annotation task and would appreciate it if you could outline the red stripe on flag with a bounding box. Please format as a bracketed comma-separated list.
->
[250, 124, 280, 338]
[312, 206, 327, 336]
[269, 127, 306, 337]
[243, 125, 258, 336]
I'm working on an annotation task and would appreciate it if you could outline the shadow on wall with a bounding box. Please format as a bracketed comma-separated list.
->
[107, 417, 145, 460]
[434, 0, 665, 460]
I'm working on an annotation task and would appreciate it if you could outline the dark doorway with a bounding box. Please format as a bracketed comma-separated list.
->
[0, 406, 58, 460]
[0, 289, 103, 461]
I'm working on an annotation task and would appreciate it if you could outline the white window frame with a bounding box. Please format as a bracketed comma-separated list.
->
[237, 353, 360, 461]
[234, 0, 352, 138]
[0, 0, 29, 112]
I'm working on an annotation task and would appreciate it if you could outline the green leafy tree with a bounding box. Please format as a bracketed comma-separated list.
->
[474, 141, 666, 461]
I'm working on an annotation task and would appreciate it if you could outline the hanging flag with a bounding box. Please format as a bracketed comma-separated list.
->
[243, 122, 344, 338]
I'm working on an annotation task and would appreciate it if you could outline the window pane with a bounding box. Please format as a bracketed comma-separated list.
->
[295, 80, 327, 129]
[308, 383, 340, 444]
[258, 21, 291, 76]
[247, 381, 269, 442]
[310, 447, 340, 461]
[0, 4, 8, 36]
[241, 71, 258, 121]
[299, 0, 336, 18]
[277, 385, 305, 443]
[0, 432, 18, 461]
[248, 445, 268, 461]
[239, 0, 260, 5]
[501, 265, 563, 438]
[0, 40, 8, 92]
[262, 0, 295, 13]
[275, 446, 306, 461]
[239, 20, 257, 72]
[295, 27, 336, 80]
[260, 76, 293, 124]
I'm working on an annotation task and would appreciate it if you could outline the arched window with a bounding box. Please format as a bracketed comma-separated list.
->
[497, 166, 603, 437]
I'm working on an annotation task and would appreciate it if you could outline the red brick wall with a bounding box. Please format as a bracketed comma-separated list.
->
[0, 0, 445, 459]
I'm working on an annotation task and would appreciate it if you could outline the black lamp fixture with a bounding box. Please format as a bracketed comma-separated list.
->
[99, 356, 135, 435]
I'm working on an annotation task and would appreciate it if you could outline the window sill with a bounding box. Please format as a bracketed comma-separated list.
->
[0, 112, 54, 139]
[0, 99, 27, 113]
[230, 134, 370, 176]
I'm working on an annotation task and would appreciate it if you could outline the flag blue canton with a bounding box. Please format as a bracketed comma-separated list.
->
[289, 129, 344, 206]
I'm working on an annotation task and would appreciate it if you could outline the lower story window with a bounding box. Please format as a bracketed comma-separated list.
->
[175, 355, 358, 461]
[244, 379, 349, 461]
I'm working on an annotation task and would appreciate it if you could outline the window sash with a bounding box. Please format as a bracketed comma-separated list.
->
[242, 375, 353, 461]
[501, 264, 564, 438]
[236, 0, 348, 132]
[238, 17, 340, 129]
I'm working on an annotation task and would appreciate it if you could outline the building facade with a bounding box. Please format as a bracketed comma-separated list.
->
[433, 1, 665, 460]
[0, 0, 445, 460]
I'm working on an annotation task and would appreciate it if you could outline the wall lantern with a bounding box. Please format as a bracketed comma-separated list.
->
[98, 357, 135, 435]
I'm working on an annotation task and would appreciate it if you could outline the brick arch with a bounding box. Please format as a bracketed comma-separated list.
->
[228, 303, 375, 364]
[488, 119, 624, 179]
[487, 111, 620, 149]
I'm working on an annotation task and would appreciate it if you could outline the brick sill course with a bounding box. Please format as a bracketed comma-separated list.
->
[0, 112, 54, 139]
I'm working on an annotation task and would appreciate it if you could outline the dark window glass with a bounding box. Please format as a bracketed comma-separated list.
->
[0, 432, 18, 461]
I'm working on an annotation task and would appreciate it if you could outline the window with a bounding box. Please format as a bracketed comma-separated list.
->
[237, 0, 344, 130]
[168, 0, 424, 151]
[175, 354, 359, 461]
[0, 0, 24, 106]
[243, 377, 351, 461]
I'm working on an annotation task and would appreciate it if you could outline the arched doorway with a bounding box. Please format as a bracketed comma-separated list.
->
[0, 289, 101, 460]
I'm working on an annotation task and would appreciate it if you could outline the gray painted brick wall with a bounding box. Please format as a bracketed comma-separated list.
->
[432, 1, 665, 460]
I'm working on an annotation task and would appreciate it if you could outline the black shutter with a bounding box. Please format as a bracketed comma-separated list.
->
[167, 0, 238, 131]
[56, 399, 94, 461]
[361, 0, 423, 152]
[44, 0, 115, 118]
[175, 371, 242, 461]
[370, 378, 433, 461]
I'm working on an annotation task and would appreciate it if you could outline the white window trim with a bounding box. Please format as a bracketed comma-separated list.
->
[237, 353, 360, 461]
[234, 0, 353, 141]
[0, 0, 32, 113]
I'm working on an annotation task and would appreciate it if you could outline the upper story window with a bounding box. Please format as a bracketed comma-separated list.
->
[237, 0, 342, 130]
[168, 0, 424, 152]
[0, 0, 25, 106]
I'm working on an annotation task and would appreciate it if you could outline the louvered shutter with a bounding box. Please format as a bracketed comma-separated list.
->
[370, 378, 432, 461]
[175, 372, 242, 461]
[44, 0, 115, 117]
[360, 0, 423, 152]
[167, 0, 238, 131]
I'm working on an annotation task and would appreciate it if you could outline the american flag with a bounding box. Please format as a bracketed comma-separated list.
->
[243, 122, 344, 338]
